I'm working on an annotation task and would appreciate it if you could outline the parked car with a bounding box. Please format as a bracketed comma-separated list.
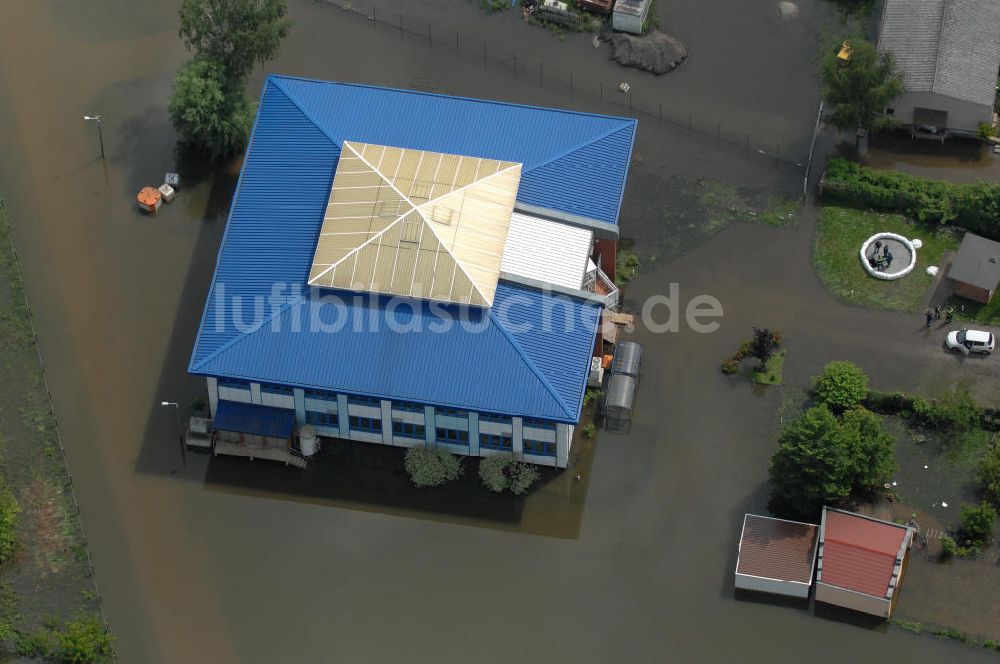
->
[945, 329, 995, 355]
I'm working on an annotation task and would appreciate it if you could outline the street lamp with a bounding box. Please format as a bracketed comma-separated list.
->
[83, 115, 105, 159]
[161, 401, 186, 467]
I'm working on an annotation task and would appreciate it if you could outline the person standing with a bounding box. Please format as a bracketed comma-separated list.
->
[934, 304, 942, 320]
[945, 306, 955, 323]
[925, 309, 934, 327]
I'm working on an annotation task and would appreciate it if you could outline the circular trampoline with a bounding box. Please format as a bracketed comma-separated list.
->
[860, 233, 917, 280]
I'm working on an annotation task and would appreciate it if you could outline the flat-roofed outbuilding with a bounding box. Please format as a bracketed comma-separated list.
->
[735, 514, 819, 599]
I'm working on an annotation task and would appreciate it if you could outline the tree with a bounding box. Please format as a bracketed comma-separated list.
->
[179, 0, 291, 80]
[840, 407, 896, 489]
[168, 58, 254, 160]
[978, 445, 1000, 503]
[404, 447, 463, 488]
[959, 502, 997, 547]
[769, 405, 856, 517]
[769, 403, 895, 518]
[749, 327, 780, 367]
[814, 360, 869, 412]
[820, 37, 903, 137]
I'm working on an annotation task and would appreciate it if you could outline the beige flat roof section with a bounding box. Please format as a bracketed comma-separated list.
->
[308, 141, 522, 306]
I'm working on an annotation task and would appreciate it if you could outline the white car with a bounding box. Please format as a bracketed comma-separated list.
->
[946, 329, 995, 355]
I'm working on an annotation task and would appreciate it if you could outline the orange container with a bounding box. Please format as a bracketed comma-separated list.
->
[602, 354, 613, 369]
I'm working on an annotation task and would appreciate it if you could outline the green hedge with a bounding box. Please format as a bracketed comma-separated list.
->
[821, 158, 1000, 239]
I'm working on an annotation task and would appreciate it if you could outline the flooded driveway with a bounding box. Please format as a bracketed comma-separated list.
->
[0, 1, 996, 661]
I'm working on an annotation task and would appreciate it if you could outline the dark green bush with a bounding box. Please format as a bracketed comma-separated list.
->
[939, 534, 957, 559]
[57, 615, 114, 663]
[15, 629, 58, 659]
[912, 383, 982, 433]
[478, 455, 540, 495]
[814, 361, 869, 412]
[821, 158, 1000, 239]
[959, 502, 997, 547]
[0, 480, 20, 563]
[404, 447, 463, 488]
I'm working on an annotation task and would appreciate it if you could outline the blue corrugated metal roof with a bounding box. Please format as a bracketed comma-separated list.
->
[189, 76, 629, 422]
[213, 400, 295, 438]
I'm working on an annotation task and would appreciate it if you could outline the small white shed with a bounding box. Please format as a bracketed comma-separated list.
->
[735, 514, 819, 599]
[613, 0, 651, 34]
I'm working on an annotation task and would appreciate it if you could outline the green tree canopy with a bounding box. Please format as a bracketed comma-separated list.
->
[168, 57, 254, 161]
[179, 0, 291, 80]
[814, 360, 869, 412]
[821, 37, 903, 134]
[769, 403, 895, 517]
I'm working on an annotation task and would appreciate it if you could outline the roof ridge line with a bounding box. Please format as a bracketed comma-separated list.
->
[190, 292, 307, 372]
[269, 75, 343, 147]
[824, 538, 900, 558]
[270, 74, 640, 124]
[522, 123, 635, 176]
[485, 308, 574, 419]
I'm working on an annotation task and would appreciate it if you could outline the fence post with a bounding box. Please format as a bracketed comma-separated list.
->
[456, 32, 459, 56]
[658, 103, 661, 123]
[483, 43, 487, 69]
[428, 24, 431, 47]
[716, 123, 720, 148]
[628, 91, 632, 111]
[399, 13, 403, 38]
[688, 113, 692, 135]
[514, 54, 517, 79]
[600, 81, 603, 102]
[372, 4, 376, 28]
[540, 61, 543, 86]
[570, 72, 573, 98]
[776, 145, 781, 167]
[745, 133, 750, 155]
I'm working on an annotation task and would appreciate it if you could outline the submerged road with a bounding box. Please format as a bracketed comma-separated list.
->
[0, 1, 996, 662]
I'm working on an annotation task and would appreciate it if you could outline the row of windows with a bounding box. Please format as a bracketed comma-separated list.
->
[348, 395, 381, 408]
[261, 383, 294, 396]
[436, 428, 469, 445]
[349, 416, 382, 433]
[393, 421, 426, 439]
[437, 408, 466, 419]
[305, 410, 338, 427]
[523, 439, 556, 456]
[480, 413, 512, 425]
[304, 388, 337, 402]
[480, 434, 512, 451]
[522, 418, 556, 431]
[218, 378, 251, 390]
[393, 401, 424, 414]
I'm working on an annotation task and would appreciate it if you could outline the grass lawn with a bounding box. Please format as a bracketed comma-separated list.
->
[946, 293, 1000, 327]
[814, 206, 961, 313]
[752, 350, 785, 385]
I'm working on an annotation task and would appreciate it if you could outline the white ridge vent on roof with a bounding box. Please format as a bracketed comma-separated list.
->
[308, 141, 522, 307]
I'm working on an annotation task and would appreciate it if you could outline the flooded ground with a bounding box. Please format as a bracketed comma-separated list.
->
[866, 131, 1000, 183]
[0, 0, 998, 662]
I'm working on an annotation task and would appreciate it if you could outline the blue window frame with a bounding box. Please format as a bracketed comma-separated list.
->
[480, 413, 512, 425]
[522, 418, 556, 431]
[218, 377, 250, 390]
[260, 382, 294, 396]
[436, 428, 469, 445]
[305, 388, 337, 402]
[349, 416, 382, 433]
[479, 433, 512, 451]
[437, 408, 467, 419]
[523, 438, 556, 456]
[393, 421, 426, 439]
[348, 395, 381, 408]
[392, 401, 424, 414]
[306, 411, 338, 427]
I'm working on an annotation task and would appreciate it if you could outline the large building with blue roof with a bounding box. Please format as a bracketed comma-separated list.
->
[189, 75, 636, 468]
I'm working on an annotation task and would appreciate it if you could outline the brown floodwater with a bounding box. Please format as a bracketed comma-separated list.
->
[866, 131, 1000, 184]
[0, 1, 997, 661]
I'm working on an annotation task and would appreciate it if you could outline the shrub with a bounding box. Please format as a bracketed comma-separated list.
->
[0, 480, 20, 563]
[583, 389, 601, 407]
[977, 122, 997, 141]
[814, 361, 869, 412]
[939, 534, 957, 559]
[57, 615, 114, 663]
[978, 446, 1000, 502]
[15, 629, 58, 659]
[615, 250, 640, 286]
[404, 447, 463, 488]
[915, 383, 982, 433]
[959, 502, 997, 547]
[478, 455, 540, 495]
[749, 327, 781, 366]
[720, 358, 740, 374]
[821, 158, 1000, 239]
[582, 423, 596, 439]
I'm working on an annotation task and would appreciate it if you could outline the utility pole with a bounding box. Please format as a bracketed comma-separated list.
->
[83, 115, 105, 159]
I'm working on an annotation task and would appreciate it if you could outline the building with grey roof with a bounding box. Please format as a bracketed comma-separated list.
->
[877, 0, 1000, 138]
[949, 233, 1000, 304]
